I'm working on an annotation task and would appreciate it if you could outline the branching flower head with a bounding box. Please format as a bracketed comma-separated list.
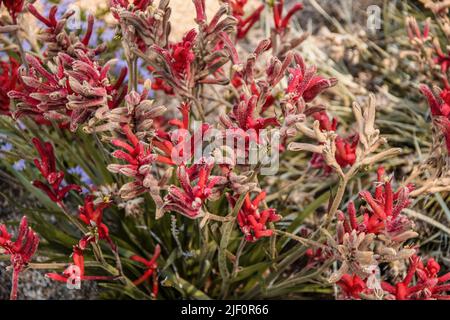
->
[77, 195, 114, 250]
[359, 167, 417, 243]
[107, 124, 169, 214]
[131, 244, 161, 298]
[382, 256, 450, 300]
[9, 51, 126, 131]
[0, 216, 39, 300]
[31, 137, 82, 203]
[163, 161, 222, 219]
[229, 191, 281, 242]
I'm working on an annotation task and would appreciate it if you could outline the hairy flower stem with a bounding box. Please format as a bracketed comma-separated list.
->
[325, 176, 348, 227]
[274, 230, 327, 248]
[10, 268, 20, 300]
[231, 238, 246, 278]
[200, 211, 233, 228]
[324, 162, 361, 228]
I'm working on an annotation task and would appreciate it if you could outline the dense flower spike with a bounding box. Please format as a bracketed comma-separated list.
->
[0, 0, 448, 302]
[131, 244, 161, 298]
[111, 0, 169, 52]
[163, 162, 222, 218]
[148, 29, 197, 93]
[0, 57, 19, 115]
[9, 51, 126, 131]
[0, 216, 39, 300]
[31, 138, 82, 203]
[87, 84, 166, 137]
[107, 124, 168, 216]
[27, 4, 105, 59]
[328, 168, 417, 284]
[229, 191, 281, 242]
[8, 54, 68, 123]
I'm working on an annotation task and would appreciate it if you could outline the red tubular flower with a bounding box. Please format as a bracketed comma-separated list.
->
[381, 256, 420, 300]
[337, 274, 368, 299]
[419, 84, 450, 153]
[225, 94, 280, 132]
[286, 54, 337, 103]
[413, 257, 450, 300]
[1, 0, 25, 23]
[273, 0, 303, 34]
[359, 167, 415, 236]
[77, 195, 115, 251]
[47, 247, 114, 284]
[193, 0, 206, 24]
[154, 103, 211, 166]
[31, 138, 82, 203]
[228, 0, 264, 39]
[0, 216, 39, 300]
[0, 57, 19, 116]
[171, 30, 197, 77]
[337, 201, 360, 236]
[108, 124, 171, 202]
[8, 54, 68, 123]
[310, 111, 358, 173]
[163, 162, 222, 218]
[419, 84, 450, 118]
[131, 244, 161, 298]
[382, 256, 450, 300]
[229, 191, 281, 242]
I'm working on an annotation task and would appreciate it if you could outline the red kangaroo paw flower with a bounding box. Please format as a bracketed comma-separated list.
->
[31, 138, 82, 203]
[131, 244, 161, 298]
[163, 162, 221, 218]
[0, 216, 39, 300]
[229, 191, 281, 242]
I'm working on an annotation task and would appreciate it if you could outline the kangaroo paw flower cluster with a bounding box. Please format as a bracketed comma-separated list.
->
[0, 0, 449, 301]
